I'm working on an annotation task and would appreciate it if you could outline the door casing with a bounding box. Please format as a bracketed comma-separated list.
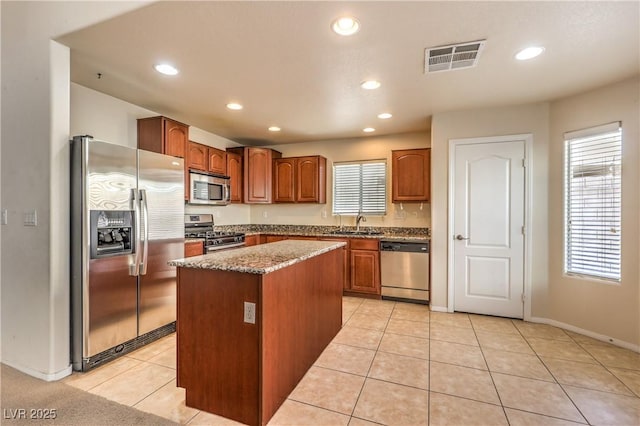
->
[447, 134, 533, 320]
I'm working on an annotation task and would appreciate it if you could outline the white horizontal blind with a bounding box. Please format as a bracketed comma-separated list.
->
[564, 122, 622, 281]
[333, 160, 386, 215]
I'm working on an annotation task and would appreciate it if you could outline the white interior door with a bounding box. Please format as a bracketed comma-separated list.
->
[452, 138, 525, 318]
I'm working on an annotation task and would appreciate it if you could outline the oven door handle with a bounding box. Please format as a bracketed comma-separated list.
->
[206, 242, 245, 252]
[139, 189, 149, 275]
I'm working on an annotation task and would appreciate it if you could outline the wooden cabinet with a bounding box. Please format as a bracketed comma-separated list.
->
[187, 141, 208, 171]
[319, 237, 350, 290]
[187, 142, 227, 175]
[208, 147, 227, 175]
[138, 116, 189, 158]
[273, 159, 296, 203]
[184, 241, 204, 257]
[244, 235, 259, 246]
[273, 156, 326, 203]
[348, 239, 380, 296]
[227, 147, 282, 204]
[226, 151, 243, 203]
[392, 148, 431, 202]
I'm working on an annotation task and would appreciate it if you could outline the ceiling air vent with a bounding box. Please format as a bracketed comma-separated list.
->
[424, 40, 486, 73]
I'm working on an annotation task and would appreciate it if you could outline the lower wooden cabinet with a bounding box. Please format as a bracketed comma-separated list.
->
[246, 233, 380, 297]
[244, 235, 259, 246]
[348, 239, 380, 296]
[184, 241, 204, 257]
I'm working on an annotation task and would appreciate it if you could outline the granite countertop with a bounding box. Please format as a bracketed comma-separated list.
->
[217, 225, 430, 242]
[169, 240, 346, 274]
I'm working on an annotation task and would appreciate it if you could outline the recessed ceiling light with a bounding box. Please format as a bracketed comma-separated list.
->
[268, 126, 281, 132]
[154, 63, 179, 76]
[361, 80, 381, 90]
[377, 113, 392, 119]
[515, 46, 545, 61]
[332, 17, 360, 36]
[363, 127, 375, 133]
[226, 103, 243, 110]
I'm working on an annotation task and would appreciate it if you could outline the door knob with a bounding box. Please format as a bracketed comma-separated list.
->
[455, 234, 469, 240]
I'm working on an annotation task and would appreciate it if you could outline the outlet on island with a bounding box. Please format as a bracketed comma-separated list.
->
[244, 301, 256, 324]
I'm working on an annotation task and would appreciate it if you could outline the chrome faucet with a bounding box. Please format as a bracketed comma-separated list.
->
[355, 213, 366, 232]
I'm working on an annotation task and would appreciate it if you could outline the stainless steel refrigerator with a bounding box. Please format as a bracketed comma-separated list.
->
[71, 135, 184, 371]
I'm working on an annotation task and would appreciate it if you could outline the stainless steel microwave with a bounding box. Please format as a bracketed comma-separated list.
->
[189, 171, 230, 205]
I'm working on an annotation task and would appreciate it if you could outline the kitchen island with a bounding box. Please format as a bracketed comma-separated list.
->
[168, 240, 346, 426]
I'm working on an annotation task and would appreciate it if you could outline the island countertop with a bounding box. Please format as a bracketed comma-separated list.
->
[168, 239, 346, 274]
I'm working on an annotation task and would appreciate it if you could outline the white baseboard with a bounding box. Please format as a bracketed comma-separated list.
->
[529, 316, 640, 353]
[2, 360, 72, 381]
[429, 305, 449, 313]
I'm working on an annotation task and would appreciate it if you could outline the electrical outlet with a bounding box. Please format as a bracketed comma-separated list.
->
[321, 209, 327, 218]
[262, 211, 268, 219]
[244, 302, 256, 324]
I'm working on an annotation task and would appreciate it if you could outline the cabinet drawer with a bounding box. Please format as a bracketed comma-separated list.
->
[349, 239, 380, 251]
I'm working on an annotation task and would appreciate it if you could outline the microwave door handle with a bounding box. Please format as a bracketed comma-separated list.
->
[129, 189, 141, 276]
[224, 182, 230, 202]
[139, 189, 149, 275]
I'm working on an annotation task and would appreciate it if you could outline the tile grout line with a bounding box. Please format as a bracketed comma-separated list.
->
[512, 320, 591, 425]
[468, 315, 511, 425]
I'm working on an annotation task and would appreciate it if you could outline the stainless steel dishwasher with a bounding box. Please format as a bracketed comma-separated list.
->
[380, 240, 430, 303]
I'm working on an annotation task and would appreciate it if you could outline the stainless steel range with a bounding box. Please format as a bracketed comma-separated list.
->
[184, 214, 245, 252]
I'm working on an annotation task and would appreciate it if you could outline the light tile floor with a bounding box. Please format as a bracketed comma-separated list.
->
[64, 297, 640, 425]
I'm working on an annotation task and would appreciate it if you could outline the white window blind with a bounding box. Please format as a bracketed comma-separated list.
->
[333, 160, 387, 215]
[564, 122, 622, 281]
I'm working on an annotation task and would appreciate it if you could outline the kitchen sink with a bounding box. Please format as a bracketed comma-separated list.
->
[324, 230, 384, 236]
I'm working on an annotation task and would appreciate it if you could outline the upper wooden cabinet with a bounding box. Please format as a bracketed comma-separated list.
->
[208, 147, 227, 175]
[187, 141, 208, 171]
[228, 147, 282, 204]
[137, 116, 189, 158]
[226, 151, 243, 203]
[187, 141, 227, 176]
[273, 158, 296, 203]
[273, 156, 326, 203]
[392, 148, 431, 202]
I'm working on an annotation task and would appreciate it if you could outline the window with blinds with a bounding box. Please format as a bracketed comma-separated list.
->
[333, 160, 387, 215]
[564, 122, 622, 281]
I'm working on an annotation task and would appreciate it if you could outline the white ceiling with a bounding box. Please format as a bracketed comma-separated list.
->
[58, 1, 639, 146]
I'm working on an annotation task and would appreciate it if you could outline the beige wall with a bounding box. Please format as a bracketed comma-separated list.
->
[1, 0, 152, 380]
[548, 77, 640, 347]
[261, 133, 431, 228]
[430, 104, 551, 312]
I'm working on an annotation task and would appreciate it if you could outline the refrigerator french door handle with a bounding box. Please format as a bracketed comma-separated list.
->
[129, 188, 141, 276]
[140, 189, 149, 275]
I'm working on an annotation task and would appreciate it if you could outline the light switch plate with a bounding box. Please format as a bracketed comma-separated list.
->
[24, 210, 37, 226]
[1, 209, 7, 225]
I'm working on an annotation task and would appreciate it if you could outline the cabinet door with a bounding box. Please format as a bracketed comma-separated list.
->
[320, 238, 349, 290]
[392, 148, 430, 202]
[208, 147, 227, 175]
[164, 118, 188, 158]
[187, 142, 208, 171]
[245, 148, 280, 203]
[350, 249, 380, 294]
[297, 156, 326, 203]
[244, 235, 259, 246]
[273, 158, 296, 203]
[184, 241, 204, 257]
[226, 151, 243, 203]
